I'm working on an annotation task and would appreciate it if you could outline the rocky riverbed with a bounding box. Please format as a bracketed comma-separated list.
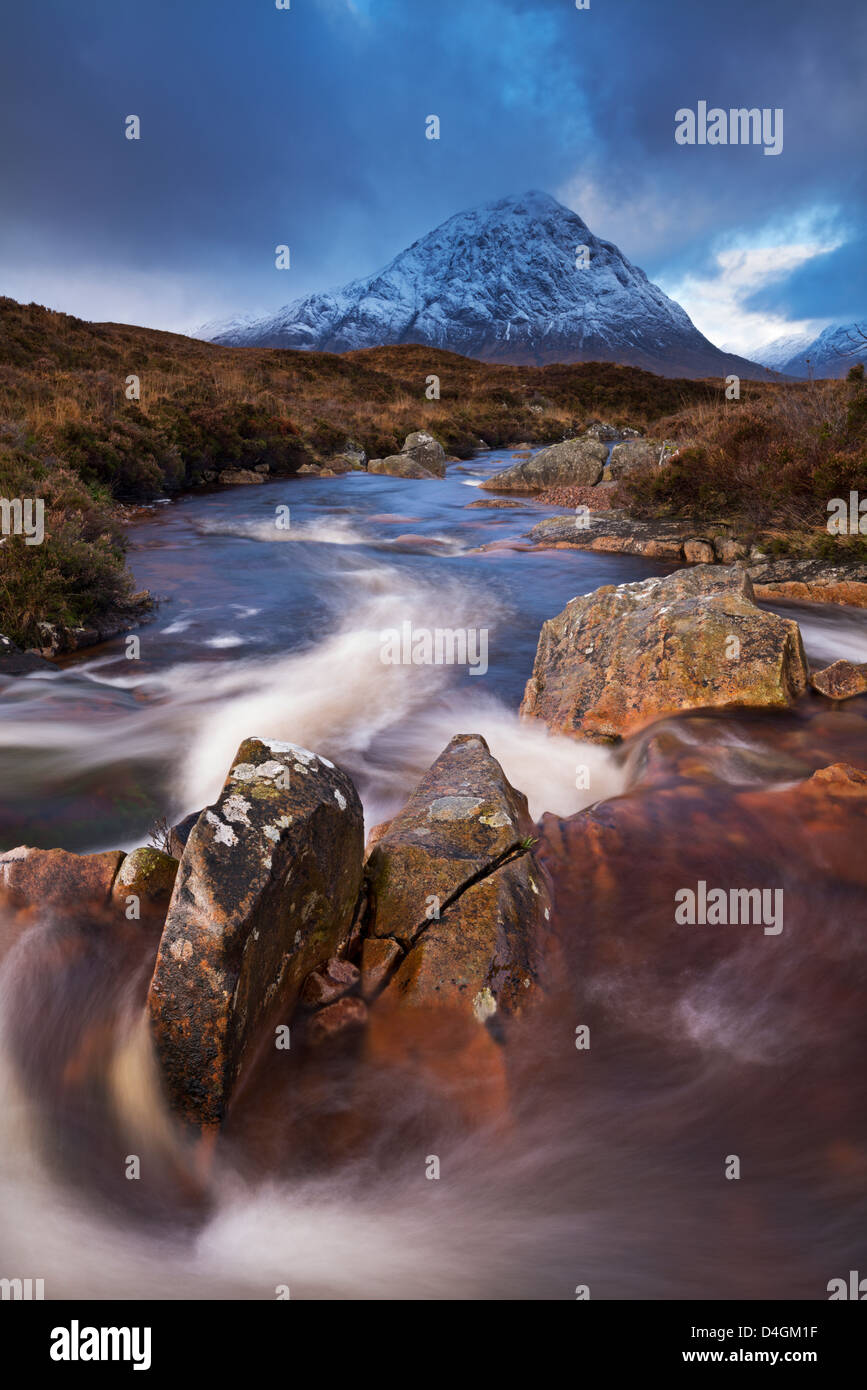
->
[0, 442, 865, 1299]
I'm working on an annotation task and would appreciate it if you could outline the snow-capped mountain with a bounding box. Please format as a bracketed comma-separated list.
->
[200, 191, 766, 379]
[749, 323, 867, 379]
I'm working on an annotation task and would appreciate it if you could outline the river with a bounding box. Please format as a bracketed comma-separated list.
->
[1, 448, 865, 1299]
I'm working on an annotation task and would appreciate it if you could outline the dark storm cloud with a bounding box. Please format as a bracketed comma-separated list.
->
[0, 0, 864, 336]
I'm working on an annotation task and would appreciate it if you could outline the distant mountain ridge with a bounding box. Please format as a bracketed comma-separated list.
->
[748, 323, 867, 379]
[200, 191, 769, 380]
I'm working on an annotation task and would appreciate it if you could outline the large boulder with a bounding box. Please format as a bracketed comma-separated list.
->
[365, 734, 554, 1018]
[521, 566, 810, 743]
[401, 431, 447, 477]
[481, 437, 607, 493]
[604, 438, 673, 480]
[146, 737, 364, 1127]
[368, 454, 437, 479]
[364, 734, 555, 1121]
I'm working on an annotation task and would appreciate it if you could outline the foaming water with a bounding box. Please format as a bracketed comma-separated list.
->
[1, 456, 866, 1299]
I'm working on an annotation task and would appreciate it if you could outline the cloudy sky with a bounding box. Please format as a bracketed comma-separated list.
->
[1, 0, 864, 353]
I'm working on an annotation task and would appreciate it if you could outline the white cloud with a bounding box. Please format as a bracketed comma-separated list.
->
[656, 225, 843, 354]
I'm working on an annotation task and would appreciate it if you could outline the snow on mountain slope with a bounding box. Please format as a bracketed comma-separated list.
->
[750, 323, 867, 379]
[201, 191, 767, 379]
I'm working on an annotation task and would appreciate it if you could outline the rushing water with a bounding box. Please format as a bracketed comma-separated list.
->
[1, 448, 866, 1299]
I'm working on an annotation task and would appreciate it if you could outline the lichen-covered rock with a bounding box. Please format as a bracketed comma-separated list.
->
[521, 566, 810, 743]
[604, 438, 668, 480]
[365, 734, 555, 1023]
[368, 454, 436, 479]
[366, 734, 536, 946]
[810, 660, 867, 700]
[111, 847, 179, 926]
[147, 737, 364, 1127]
[481, 438, 607, 493]
[401, 431, 446, 477]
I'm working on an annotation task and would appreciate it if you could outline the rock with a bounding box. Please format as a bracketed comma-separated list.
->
[368, 455, 437, 479]
[683, 538, 716, 564]
[605, 438, 667, 480]
[169, 810, 200, 860]
[363, 735, 555, 1122]
[713, 535, 748, 563]
[584, 421, 620, 441]
[534, 760, 867, 1062]
[146, 737, 364, 1127]
[365, 734, 554, 1020]
[753, 579, 867, 609]
[359, 936, 402, 1000]
[466, 498, 526, 509]
[747, 555, 867, 609]
[217, 468, 266, 485]
[295, 464, 321, 475]
[327, 453, 365, 473]
[810, 660, 867, 700]
[524, 510, 686, 559]
[481, 437, 607, 493]
[111, 847, 179, 926]
[306, 995, 368, 1048]
[0, 634, 55, 675]
[0, 846, 124, 913]
[520, 566, 810, 743]
[342, 441, 367, 468]
[301, 956, 360, 1007]
[401, 431, 446, 477]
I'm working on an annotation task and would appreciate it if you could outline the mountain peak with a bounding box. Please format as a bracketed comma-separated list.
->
[201, 192, 763, 379]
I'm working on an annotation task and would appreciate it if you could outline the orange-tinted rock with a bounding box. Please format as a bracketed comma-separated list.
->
[0, 846, 124, 913]
[359, 935, 402, 1000]
[301, 956, 359, 1007]
[683, 538, 715, 564]
[306, 995, 368, 1047]
[383, 854, 553, 1021]
[536, 760, 867, 1044]
[365, 733, 536, 945]
[752, 580, 867, 608]
[521, 566, 809, 743]
[147, 738, 364, 1128]
[810, 660, 867, 700]
[364, 736, 557, 1121]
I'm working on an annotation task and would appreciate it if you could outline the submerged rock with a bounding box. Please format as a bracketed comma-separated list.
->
[147, 737, 364, 1127]
[368, 454, 437, 479]
[521, 566, 810, 742]
[481, 437, 607, 493]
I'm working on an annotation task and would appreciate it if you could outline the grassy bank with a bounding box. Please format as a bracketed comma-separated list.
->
[1, 295, 862, 646]
[618, 377, 867, 558]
